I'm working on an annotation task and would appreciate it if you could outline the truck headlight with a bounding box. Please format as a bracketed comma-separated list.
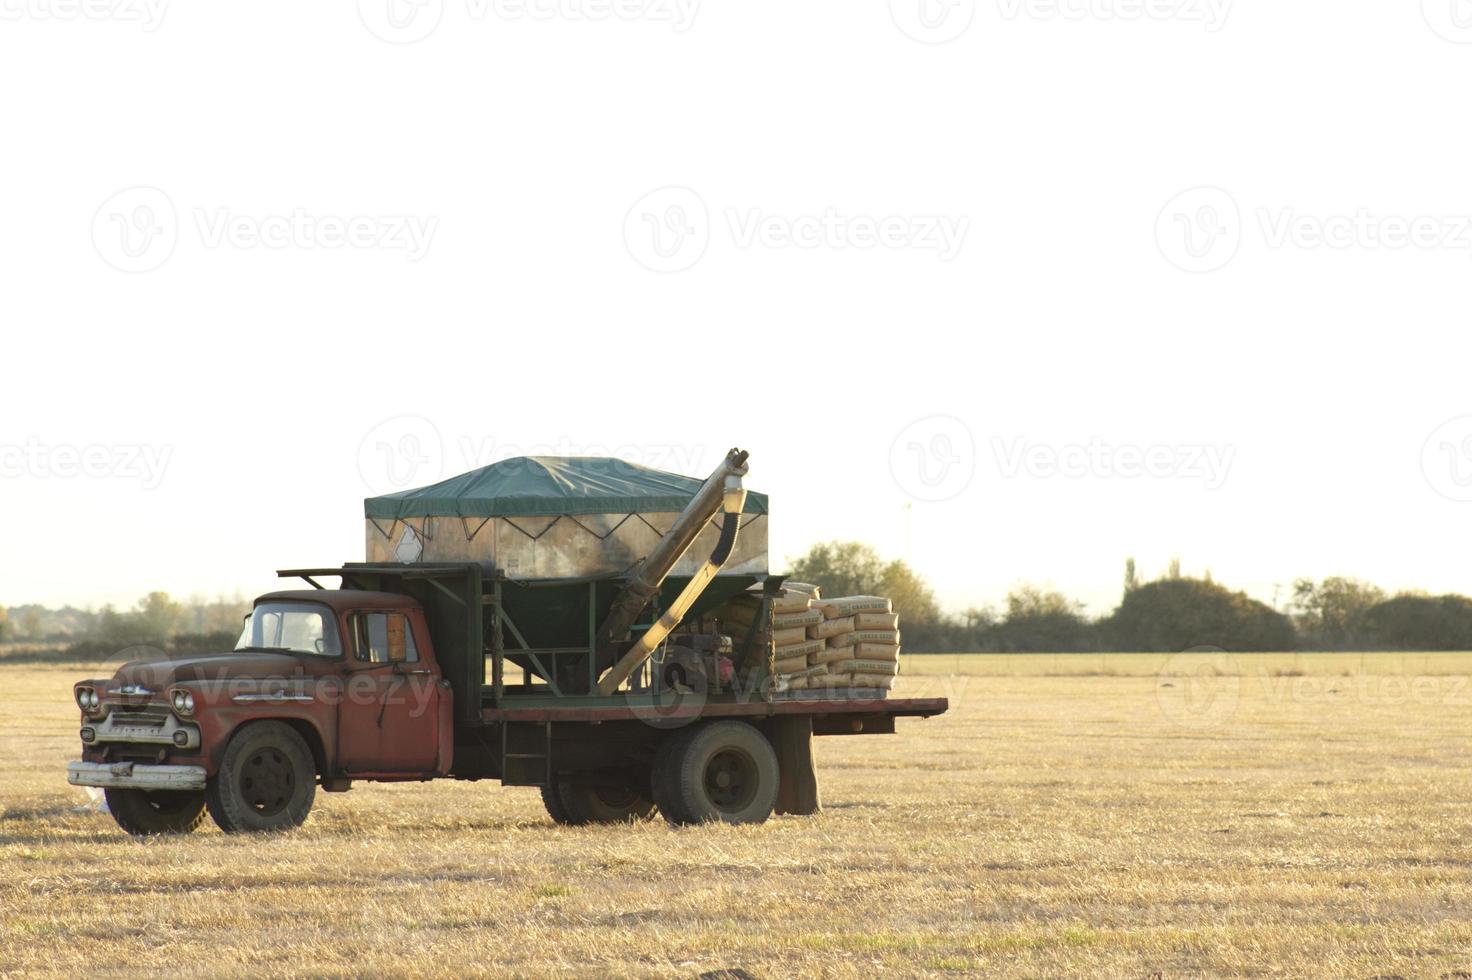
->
[170, 689, 195, 715]
[75, 687, 98, 712]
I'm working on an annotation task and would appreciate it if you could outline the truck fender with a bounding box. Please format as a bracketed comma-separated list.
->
[207, 713, 334, 780]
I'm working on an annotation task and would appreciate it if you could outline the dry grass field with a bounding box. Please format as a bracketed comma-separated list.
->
[2, 654, 1470, 977]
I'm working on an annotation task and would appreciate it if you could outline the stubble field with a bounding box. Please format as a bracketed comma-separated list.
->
[1, 653, 1470, 977]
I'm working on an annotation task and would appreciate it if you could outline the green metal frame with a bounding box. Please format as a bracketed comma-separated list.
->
[489, 579, 674, 698]
[280, 562, 770, 727]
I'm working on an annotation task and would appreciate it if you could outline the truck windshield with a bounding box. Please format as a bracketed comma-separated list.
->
[235, 603, 342, 657]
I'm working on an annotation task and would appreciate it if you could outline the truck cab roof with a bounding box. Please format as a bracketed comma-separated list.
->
[254, 589, 421, 613]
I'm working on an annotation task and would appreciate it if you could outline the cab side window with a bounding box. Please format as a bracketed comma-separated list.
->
[350, 612, 418, 664]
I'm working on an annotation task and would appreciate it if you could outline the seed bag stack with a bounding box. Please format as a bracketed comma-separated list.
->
[771, 582, 830, 687]
[771, 584, 902, 696]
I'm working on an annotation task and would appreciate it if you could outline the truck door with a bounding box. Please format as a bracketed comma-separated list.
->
[338, 610, 440, 774]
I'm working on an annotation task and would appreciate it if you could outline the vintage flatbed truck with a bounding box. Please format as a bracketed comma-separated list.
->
[68, 449, 947, 834]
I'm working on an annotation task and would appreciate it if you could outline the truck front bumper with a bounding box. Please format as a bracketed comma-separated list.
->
[68, 761, 207, 791]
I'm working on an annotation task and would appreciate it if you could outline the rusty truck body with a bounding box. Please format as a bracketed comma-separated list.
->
[68, 449, 947, 834]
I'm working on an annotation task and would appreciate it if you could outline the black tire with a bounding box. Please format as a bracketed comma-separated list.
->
[650, 726, 697, 824]
[555, 780, 657, 825]
[205, 721, 317, 833]
[653, 720, 779, 825]
[105, 788, 207, 836]
[540, 782, 574, 824]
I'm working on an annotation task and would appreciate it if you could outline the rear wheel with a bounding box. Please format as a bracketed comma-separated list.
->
[105, 788, 207, 836]
[542, 779, 656, 825]
[205, 722, 317, 833]
[653, 720, 779, 825]
[539, 782, 573, 824]
[651, 728, 696, 823]
[558, 781, 656, 824]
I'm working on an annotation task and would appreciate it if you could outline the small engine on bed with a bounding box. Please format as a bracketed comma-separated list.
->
[657, 630, 735, 694]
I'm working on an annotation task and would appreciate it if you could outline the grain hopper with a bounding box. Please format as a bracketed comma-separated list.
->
[364, 450, 771, 696]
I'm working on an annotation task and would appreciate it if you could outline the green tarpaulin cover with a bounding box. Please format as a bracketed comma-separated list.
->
[365, 456, 769, 520]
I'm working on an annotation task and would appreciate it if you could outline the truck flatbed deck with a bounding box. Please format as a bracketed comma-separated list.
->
[481, 695, 949, 724]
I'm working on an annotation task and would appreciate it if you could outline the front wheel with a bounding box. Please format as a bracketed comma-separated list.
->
[653, 721, 779, 825]
[205, 721, 317, 833]
[105, 788, 207, 836]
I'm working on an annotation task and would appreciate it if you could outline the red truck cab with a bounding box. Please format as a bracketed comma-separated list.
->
[69, 590, 454, 835]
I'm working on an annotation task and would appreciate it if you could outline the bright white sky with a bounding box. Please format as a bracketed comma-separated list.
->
[3, 2, 1471, 619]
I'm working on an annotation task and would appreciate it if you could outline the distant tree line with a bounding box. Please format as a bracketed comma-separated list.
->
[6, 548, 1471, 657]
[788, 542, 1472, 653]
[3, 592, 248, 658]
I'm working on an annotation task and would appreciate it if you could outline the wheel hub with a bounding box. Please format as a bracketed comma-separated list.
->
[594, 786, 637, 809]
[240, 748, 294, 815]
[704, 748, 757, 812]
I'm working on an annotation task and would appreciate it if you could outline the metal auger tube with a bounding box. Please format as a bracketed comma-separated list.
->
[594, 448, 749, 660]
